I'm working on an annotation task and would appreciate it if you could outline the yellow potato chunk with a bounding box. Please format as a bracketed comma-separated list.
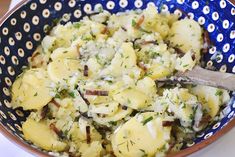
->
[191, 85, 229, 118]
[86, 57, 102, 77]
[147, 63, 171, 80]
[107, 43, 137, 76]
[92, 107, 132, 125]
[142, 6, 170, 38]
[90, 101, 119, 116]
[112, 112, 171, 157]
[168, 19, 202, 59]
[79, 141, 103, 157]
[136, 77, 157, 96]
[175, 52, 197, 72]
[113, 88, 149, 110]
[11, 68, 52, 110]
[51, 46, 79, 61]
[69, 118, 101, 143]
[163, 88, 198, 126]
[47, 58, 81, 83]
[22, 118, 67, 151]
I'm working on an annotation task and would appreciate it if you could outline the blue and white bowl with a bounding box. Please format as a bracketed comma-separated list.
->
[0, 0, 234, 156]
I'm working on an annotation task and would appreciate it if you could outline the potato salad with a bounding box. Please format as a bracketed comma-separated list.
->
[11, 6, 230, 157]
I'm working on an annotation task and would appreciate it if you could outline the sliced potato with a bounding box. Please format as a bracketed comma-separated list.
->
[113, 88, 149, 110]
[147, 63, 171, 80]
[47, 58, 81, 83]
[92, 107, 132, 125]
[79, 141, 103, 157]
[175, 52, 196, 72]
[41, 35, 57, 53]
[142, 6, 170, 38]
[136, 77, 157, 96]
[69, 119, 101, 143]
[11, 68, 52, 110]
[78, 117, 102, 141]
[22, 118, 67, 151]
[51, 46, 79, 61]
[168, 19, 202, 59]
[191, 85, 229, 118]
[112, 112, 171, 157]
[106, 43, 137, 76]
[89, 101, 119, 116]
[86, 57, 102, 77]
[163, 88, 198, 127]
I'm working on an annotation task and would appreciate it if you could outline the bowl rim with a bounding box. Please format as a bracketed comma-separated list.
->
[0, 0, 235, 156]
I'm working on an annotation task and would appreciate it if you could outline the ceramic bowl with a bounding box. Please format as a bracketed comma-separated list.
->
[0, 0, 234, 156]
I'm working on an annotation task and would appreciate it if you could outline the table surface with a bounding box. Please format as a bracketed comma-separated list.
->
[0, 1, 235, 157]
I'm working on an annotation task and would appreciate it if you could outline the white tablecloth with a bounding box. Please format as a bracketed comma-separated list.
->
[1, 1, 234, 157]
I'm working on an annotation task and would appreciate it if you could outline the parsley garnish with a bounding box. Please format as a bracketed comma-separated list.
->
[139, 149, 148, 157]
[189, 113, 194, 121]
[183, 64, 189, 67]
[142, 116, 153, 125]
[181, 103, 186, 109]
[34, 92, 38, 96]
[98, 6, 103, 13]
[74, 22, 81, 29]
[132, 19, 137, 27]
[55, 93, 61, 99]
[69, 92, 76, 98]
[215, 90, 223, 96]
[108, 121, 117, 126]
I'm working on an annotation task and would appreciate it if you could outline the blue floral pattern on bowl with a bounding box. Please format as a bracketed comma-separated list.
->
[0, 0, 234, 155]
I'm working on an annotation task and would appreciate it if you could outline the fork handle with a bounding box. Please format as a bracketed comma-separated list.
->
[176, 66, 235, 91]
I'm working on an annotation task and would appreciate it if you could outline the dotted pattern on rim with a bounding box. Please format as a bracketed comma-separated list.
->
[0, 0, 234, 154]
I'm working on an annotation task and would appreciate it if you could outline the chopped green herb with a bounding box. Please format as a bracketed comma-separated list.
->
[139, 27, 151, 34]
[132, 19, 137, 27]
[108, 121, 117, 126]
[139, 149, 145, 153]
[117, 142, 126, 146]
[170, 34, 175, 38]
[98, 6, 103, 13]
[139, 149, 148, 157]
[175, 44, 183, 48]
[130, 140, 135, 146]
[63, 130, 69, 138]
[149, 51, 160, 58]
[158, 144, 167, 152]
[55, 93, 61, 99]
[74, 22, 81, 29]
[189, 113, 194, 121]
[126, 141, 129, 151]
[215, 90, 223, 96]
[106, 80, 113, 84]
[34, 92, 38, 96]
[145, 70, 153, 77]
[69, 92, 76, 98]
[127, 99, 131, 104]
[181, 103, 186, 109]
[183, 64, 189, 67]
[142, 116, 153, 125]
